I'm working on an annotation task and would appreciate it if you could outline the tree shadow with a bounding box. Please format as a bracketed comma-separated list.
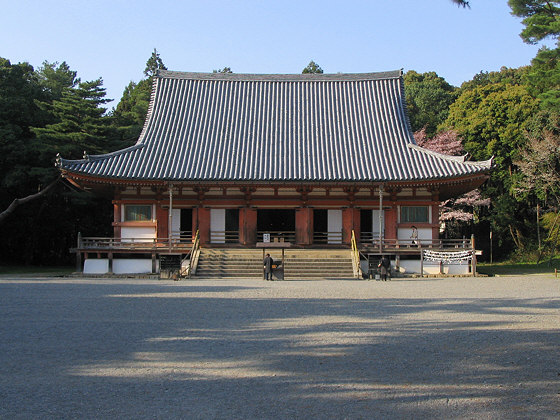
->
[0, 280, 558, 419]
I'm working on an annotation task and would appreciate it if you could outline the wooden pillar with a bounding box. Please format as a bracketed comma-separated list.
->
[431, 203, 439, 240]
[385, 206, 398, 240]
[76, 232, 82, 272]
[295, 208, 312, 245]
[156, 204, 168, 240]
[240, 208, 257, 245]
[197, 207, 211, 245]
[113, 201, 121, 238]
[108, 252, 113, 274]
[342, 208, 360, 245]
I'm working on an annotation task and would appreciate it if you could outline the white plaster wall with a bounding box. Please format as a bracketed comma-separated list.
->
[83, 259, 157, 274]
[171, 209, 181, 237]
[210, 209, 226, 243]
[121, 227, 156, 241]
[84, 259, 109, 274]
[398, 260, 470, 275]
[328, 209, 342, 244]
[113, 259, 154, 274]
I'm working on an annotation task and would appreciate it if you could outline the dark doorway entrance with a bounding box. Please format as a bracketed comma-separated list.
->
[180, 209, 193, 241]
[225, 209, 239, 243]
[360, 210, 372, 234]
[257, 209, 295, 231]
[313, 209, 328, 243]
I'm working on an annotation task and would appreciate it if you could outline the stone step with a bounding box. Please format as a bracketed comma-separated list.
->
[194, 248, 355, 279]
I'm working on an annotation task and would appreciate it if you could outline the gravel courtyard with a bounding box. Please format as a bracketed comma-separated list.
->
[0, 275, 558, 419]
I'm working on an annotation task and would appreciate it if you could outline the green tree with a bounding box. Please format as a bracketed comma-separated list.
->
[508, 1, 560, 109]
[0, 59, 115, 266]
[113, 49, 168, 145]
[508, 0, 560, 44]
[445, 68, 540, 256]
[0, 58, 45, 196]
[404, 70, 457, 136]
[302, 60, 324, 74]
[144, 48, 167, 77]
[36, 61, 77, 102]
[32, 78, 112, 165]
[213, 67, 233, 73]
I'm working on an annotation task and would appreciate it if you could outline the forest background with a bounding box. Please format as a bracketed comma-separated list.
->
[1, 0, 559, 267]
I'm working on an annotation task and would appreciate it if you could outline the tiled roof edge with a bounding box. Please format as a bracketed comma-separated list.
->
[155, 69, 403, 82]
[407, 144, 493, 169]
[58, 144, 144, 167]
[134, 77, 159, 146]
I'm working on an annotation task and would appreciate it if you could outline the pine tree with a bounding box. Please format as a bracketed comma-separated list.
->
[32, 78, 112, 161]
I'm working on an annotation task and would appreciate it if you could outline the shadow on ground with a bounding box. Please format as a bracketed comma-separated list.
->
[0, 279, 558, 419]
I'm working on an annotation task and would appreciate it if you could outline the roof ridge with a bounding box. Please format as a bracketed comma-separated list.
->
[156, 69, 403, 82]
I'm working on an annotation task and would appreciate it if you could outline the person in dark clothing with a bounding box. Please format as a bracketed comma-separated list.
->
[263, 253, 274, 280]
[378, 255, 391, 281]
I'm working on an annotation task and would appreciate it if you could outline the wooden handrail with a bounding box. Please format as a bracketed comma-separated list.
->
[351, 230, 362, 279]
[185, 230, 200, 278]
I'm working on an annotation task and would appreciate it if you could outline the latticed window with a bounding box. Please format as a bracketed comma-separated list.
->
[400, 206, 428, 223]
[124, 205, 152, 221]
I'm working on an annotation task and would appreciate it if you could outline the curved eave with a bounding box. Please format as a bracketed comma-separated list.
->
[61, 169, 490, 200]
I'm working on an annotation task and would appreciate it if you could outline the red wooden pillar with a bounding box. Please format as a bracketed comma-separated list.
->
[240, 208, 257, 245]
[112, 201, 121, 238]
[196, 207, 211, 245]
[295, 208, 312, 245]
[431, 203, 440, 240]
[385, 206, 398, 240]
[156, 204, 168, 239]
[342, 208, 360, 245]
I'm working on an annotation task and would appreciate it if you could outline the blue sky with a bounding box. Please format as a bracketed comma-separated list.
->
[2, 0, 552, 108]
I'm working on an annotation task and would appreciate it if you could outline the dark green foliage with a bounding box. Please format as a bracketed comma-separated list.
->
[302, 60, 324, 74]
[0, 58, 114, 266]
[0, 58, 56, 200]
[112, 49, 168, 146]
[213, 67, 233, 73]
[111, 78, 152, 145]
[525, 43, 560, 109]
[404, 70, 457, 136]
[446, 67, 541, 258]
[144, 48, 167, 77]
[508, 0, 560, 44]
[36, 61, 77, 102]
[507, 1, 560, 110]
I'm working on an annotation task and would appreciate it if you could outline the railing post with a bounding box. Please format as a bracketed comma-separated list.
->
[471, 234, 477, 277]
[419, 242, 423, 277]
[76, 232, 82, 272]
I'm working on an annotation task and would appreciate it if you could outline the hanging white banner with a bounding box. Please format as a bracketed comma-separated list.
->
[423, 250, 474, 263]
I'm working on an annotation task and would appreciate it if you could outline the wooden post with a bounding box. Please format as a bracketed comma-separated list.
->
[378, 184, 384, 253]
[419, 245, 423, 278]
[76, 232, 82, 272]
[108, 252, 113, 274]
[471, 234, 477, 277]
[168, 183, 173, 253]
[152, 252, 157, 274]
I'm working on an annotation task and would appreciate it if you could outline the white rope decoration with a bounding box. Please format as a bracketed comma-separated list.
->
[423, 249, 474, 263]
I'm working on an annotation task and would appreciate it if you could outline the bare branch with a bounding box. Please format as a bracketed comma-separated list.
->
[0, 178, 60, 225]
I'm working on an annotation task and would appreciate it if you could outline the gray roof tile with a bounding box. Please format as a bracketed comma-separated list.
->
[59, 70, 492, 183]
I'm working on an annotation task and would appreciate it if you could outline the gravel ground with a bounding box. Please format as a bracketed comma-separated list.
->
[0, 274, 559, 419]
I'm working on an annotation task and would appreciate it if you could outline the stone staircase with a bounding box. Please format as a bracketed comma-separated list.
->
[194, 248, 355, 279]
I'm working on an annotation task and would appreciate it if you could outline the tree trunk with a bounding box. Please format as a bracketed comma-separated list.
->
[0, 178, 60, 225]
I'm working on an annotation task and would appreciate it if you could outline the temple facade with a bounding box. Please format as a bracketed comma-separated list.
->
[58, 70, 491, 275]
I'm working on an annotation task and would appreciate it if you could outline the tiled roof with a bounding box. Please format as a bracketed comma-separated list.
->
[58, 70, 492, 183]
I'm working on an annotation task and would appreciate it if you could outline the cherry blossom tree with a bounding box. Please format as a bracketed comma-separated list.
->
[414, 128, 490, 233]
